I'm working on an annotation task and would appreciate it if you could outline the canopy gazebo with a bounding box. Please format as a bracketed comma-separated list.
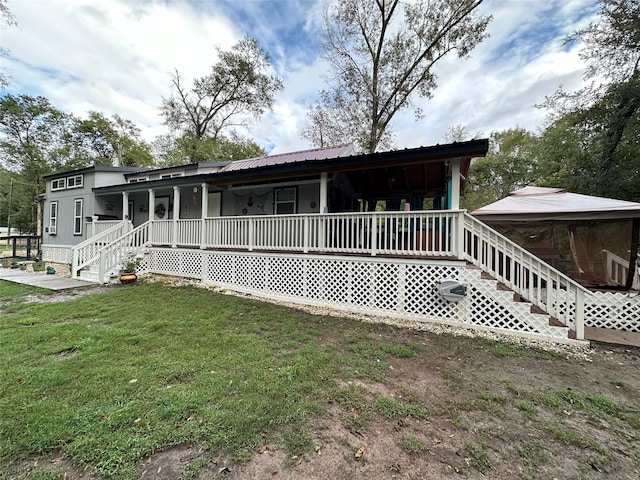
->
[472, 187, 640, 290]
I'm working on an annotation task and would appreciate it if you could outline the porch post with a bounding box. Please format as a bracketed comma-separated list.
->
[122, 192, 129, 220]
[172, 186, 180, 248]
[575, 290, 585, 340]
[200, 183, 208, 249]
[319, 172, 328, 250]
[319, 172, 328, 213]
[148, 189, 155, 243]
[450, 158, 460, 210]
[91, 215, 99, 237]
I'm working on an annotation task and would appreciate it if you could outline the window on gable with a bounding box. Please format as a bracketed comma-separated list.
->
[67, 174, 83, 189]
[129, 176, 148, 183]
[160, 172, 184, 179]
[74, 199, 83, 235]
[51, 178, 65, 191]
[275, 187, 296, 214]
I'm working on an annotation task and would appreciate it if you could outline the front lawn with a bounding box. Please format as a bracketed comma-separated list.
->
[1, 280, 638, 480]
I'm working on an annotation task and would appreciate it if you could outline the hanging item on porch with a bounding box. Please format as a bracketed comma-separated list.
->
[155, 203, 166, 218]
[233, 191, 269, 215]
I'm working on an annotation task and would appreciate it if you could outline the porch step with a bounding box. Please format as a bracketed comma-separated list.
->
[465, 265, 571, 341]
[78, 264, 119, 284]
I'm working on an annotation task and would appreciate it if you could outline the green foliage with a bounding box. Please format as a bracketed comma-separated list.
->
[154, 131, 266, 167]
[462, 128, 538, 211]
[74, 111, 153, 167]
[539, 0, 640, 201]
[0, 94, 154, 232]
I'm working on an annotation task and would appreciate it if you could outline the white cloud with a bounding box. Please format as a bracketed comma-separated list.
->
[2, 0, 600, 155]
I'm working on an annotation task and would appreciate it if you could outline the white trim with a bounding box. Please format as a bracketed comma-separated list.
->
[51, 178, 65, 191]
[67, 174, 84, 189]
[275, 187, 296, 214]
[129, 176, 149, 183]
[49, 201, 58, 235]
[73, 198, 83, 235]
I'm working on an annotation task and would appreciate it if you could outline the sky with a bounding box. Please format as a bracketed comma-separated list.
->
[0, 0, 600, 155]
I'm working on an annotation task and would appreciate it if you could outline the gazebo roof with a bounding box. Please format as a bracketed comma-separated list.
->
[472, 187, 640, 222]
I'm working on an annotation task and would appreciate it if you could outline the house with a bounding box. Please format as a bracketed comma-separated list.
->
[41, 140, 605, 345]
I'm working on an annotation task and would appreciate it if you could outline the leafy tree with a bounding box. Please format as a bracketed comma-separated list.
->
[160, 36, 282, 163]
[0, 94, 76, 177]
[74, 111, 153, 167]
[303, 0, 491, 153]
[0, 95, 154, 232]
[542, 0, 639, 199]
[153, 132, 266, 167]
[462, 129, 538, 210]
[0, 94, 78, 233]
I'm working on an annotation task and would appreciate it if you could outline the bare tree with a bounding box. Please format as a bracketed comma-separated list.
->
[303, 0, 490, 153]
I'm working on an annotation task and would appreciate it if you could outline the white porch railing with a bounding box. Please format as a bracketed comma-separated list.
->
[603, 249, 640, 289]
[192, 211, 459, 256]
[71, 221, 131, 277]
[463, 213, 589, 338]
[84, 219, 122, 237]
[96, 221, 151, 283]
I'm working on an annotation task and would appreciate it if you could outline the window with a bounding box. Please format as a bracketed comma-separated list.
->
[275, 187, 296, 214]
[49, 201, 58, 235]
[74, 199, 83, 235]
[66, 174, 83, 189]
[160, 172, 184, 179]
[129, 176, 148, 183]
[51, 178, 65, 191]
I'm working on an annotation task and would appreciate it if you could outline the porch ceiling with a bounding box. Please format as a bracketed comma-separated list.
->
[345, 161, 452, 199]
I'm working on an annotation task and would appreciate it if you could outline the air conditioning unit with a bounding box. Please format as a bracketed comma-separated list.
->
[49, 225, 57, 235]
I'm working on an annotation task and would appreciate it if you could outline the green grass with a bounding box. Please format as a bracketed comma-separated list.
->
[532, 389, 623, 417]
[0, 279, 51, 301]
[0, 283, 345, 478]
[0, 282, 432, 479]
[2, 280, 639, 479]
[402, 437, 428, 454]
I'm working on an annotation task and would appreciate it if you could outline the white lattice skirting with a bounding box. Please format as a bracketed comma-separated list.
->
[146, 248, 576, 343]
[586, 291, 640, 333]
[42, 245, 73, 264]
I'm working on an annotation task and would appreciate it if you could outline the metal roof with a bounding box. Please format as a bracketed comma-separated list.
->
[220, 144, 355, 173]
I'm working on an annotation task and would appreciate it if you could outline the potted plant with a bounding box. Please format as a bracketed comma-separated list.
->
[119, 253, 141, 284]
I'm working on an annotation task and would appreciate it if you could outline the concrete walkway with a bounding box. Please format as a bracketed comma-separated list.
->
[0, 268, 97, 291]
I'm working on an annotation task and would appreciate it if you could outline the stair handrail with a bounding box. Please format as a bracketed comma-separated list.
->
[463, 212, 590, 339]
[71, 220, 131, 277]
[96, 220, 152, 284]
